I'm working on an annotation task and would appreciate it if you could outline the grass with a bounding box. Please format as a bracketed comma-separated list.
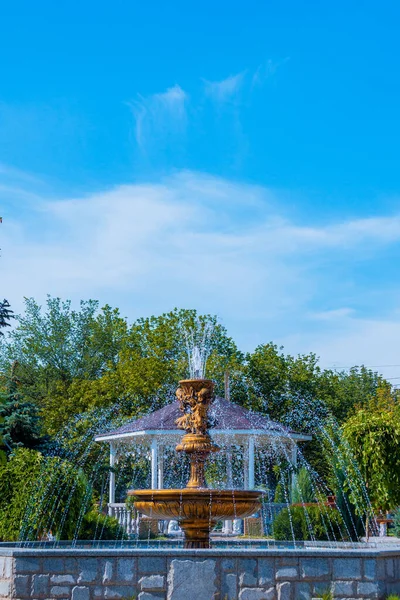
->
[314, 591, 333, 600]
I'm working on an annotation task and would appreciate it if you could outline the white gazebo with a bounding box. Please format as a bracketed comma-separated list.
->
[95, 394, 311, 533]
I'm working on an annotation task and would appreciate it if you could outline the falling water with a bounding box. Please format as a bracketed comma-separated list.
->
[184, 321, 214, 379]
[13, 336, 380, 549]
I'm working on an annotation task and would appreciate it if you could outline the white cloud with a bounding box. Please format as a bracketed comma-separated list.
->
[203, 59, 288, 105]
[129, 84, 187, 148]
[280, 314, 400, 383]
[310, 308, 355, 321]
[2, 168, 400, 376]
[203, 72, 245, 104]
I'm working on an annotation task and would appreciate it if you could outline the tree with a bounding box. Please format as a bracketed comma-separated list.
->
[342, 391, 400, 514]
[245, 344, 384, 425]
[0, 361, 45, 453]
[0, 300, 13, 334]
[63, 308, 243, 423]
[0, 448, 88, 541]
[291, 466, 315, 504]
[0, 297, 128, 433]
[326, 366, 385, 422]
[245, 343, 333, 424]
[0, 301, 243, 435]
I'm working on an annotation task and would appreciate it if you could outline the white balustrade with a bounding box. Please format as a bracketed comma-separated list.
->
[108, 503, 137, 535]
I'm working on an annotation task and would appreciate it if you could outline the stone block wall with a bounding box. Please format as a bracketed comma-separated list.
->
[0, 547, 400, 600]
[0, 556, 13, 600]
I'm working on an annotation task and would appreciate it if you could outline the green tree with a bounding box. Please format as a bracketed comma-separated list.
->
[0, 361, 45, 454]
[245, 344, 384, 425]
[272, 505, 344, 541]
[326, 366, 385, 422]
[342, 392, 400, 513]
[291, 466, 315, 504]
[245, 343, 333, 423]
[0, 297, 128, 433]
[56, 308, 243, 427]
[0, 448, 89, 541]
[0, 300, 13, 334]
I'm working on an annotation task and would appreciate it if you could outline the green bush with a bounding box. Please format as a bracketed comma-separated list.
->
[291, 467, 315, 504]
[0, 448, 89, 541]
[77, 510, 127, 540]
[392, 507, 400, 538]
[315, 592, 333, 600]
[273, 506, 306, 540]
[273, 505, 345, 541]
[274, 483, 285, 503]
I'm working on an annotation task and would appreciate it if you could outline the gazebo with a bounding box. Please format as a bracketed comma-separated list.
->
[95, 394, 311, 531]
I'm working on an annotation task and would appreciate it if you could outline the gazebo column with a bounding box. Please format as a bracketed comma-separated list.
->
[108, 442, 116, 516]
[151, 438, 158, 489]
[290, 443, 298, 492]
[248, 436, 255, 489]
[158, 445, 164, 489]
[243, 445, 249, 488]
[223, 447, 233, 534]
[226, 449, 233, 487]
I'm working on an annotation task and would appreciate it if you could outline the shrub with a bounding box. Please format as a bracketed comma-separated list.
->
[392, 507, 400, 538]
[273, 504, 344, 541]
[291, 467, 315, 504]
[0, 448, 89, 541]
[274, 483, 285, 503]
[273, 506, 306, 540]
[315, 592, 333, 600]
[77, 510, 127, 540]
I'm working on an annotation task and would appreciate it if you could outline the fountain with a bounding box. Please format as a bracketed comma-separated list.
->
[128, 377, 263, 548]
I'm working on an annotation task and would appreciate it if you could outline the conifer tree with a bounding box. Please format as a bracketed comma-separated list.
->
[0, 361, 45, 454]
[0, 299, 13, 334]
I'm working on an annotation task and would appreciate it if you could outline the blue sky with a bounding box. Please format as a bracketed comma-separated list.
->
[1, 1, 400, 380]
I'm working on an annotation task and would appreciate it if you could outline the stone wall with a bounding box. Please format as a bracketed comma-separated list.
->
[0, 556, 13, 599]
[1, 547, 400, 600]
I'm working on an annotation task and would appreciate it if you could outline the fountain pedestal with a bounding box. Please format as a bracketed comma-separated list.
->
[129, 379, 263, 548]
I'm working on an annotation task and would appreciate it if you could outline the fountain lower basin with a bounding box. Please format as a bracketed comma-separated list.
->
[129, 488, 262, 548]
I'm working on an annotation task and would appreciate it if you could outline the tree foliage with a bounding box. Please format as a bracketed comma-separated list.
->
[0, 361, 45, 453]
[0, 300, 13, 334]
[342, 392, 400, 513]
[0, 301, 242, 434]
[0, 293, 398, 526]
[0, 448, 89, 541]
[245, 343, 383, 425]
[272, 505, 344, 541]
[291, 467, 315, 504]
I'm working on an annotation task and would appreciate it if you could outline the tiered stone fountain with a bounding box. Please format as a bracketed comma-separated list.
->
[129, 378, 262, 548]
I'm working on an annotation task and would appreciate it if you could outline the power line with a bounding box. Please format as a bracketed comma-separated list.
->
[329, 364, 400, 370]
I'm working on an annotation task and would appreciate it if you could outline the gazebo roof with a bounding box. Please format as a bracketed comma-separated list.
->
[95, 397, 311, 443]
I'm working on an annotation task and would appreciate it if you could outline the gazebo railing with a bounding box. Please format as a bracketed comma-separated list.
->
[107, 501, 287, 537]
[108, 503, 136, 535]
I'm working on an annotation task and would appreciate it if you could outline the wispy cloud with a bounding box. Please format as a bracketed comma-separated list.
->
[203, 72, 246, 104]
[128, 61, 288, 161]
[129, 84, 187, 148]
[310, 308, 355, 321]
[203, 58, 289, 104]
[252, 57, 290, 87]
[2, 167, 400, 377]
